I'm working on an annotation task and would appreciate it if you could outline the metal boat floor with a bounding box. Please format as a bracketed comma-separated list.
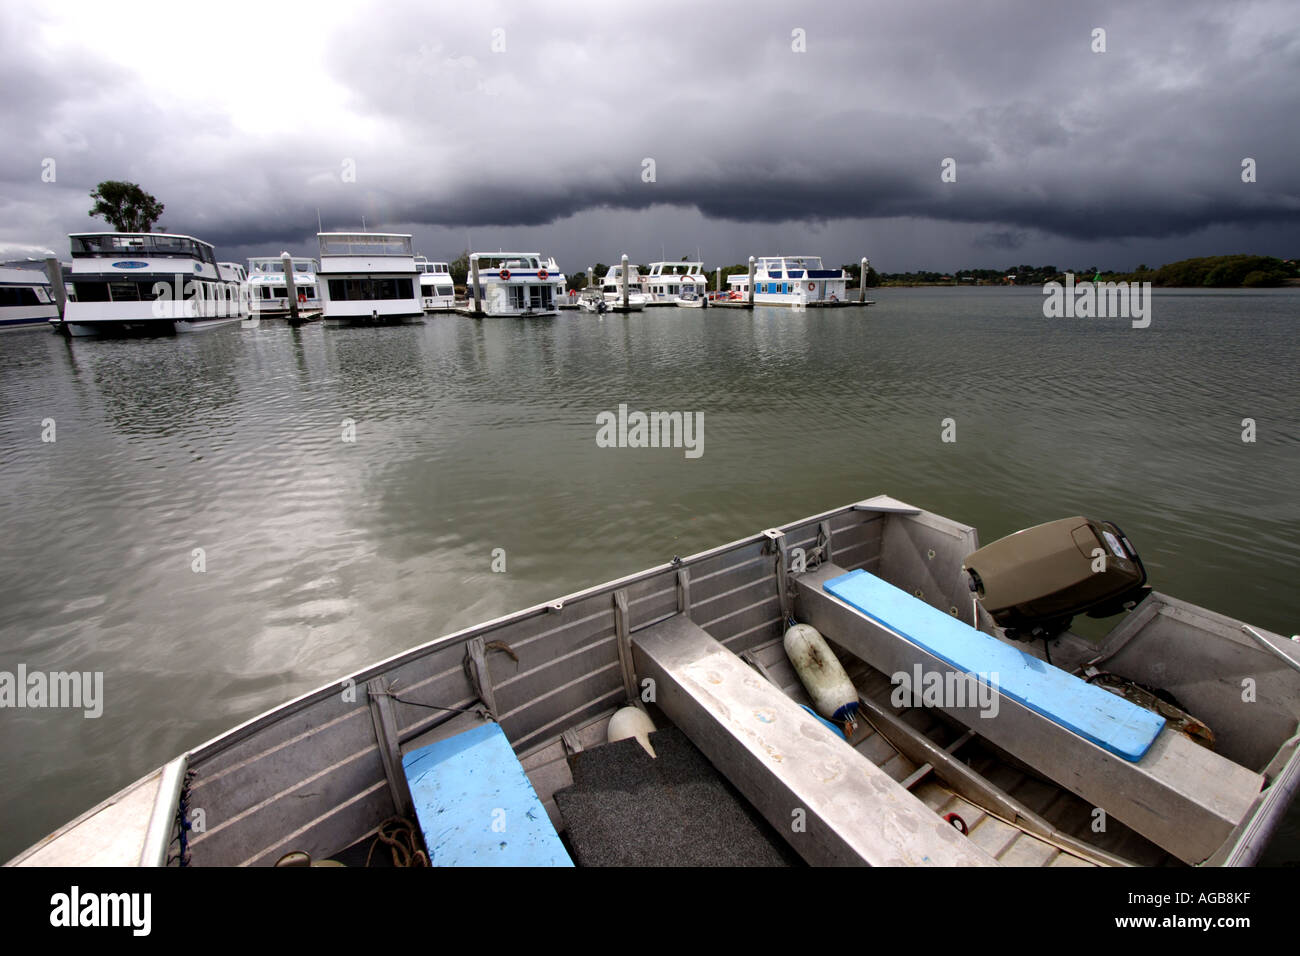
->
[744, 635, 1171, 866]
[552, 726, 804, 866]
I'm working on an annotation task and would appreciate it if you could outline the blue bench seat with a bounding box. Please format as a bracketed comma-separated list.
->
[823, 569, 1165, 761]
[401, 721, 572, 866]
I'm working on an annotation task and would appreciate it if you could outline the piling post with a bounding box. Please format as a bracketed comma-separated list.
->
[471, 257, 481, 314]
[747, 256, 755, 309]
[44, 256, 66, 321]
[282, 252, 299, 322]
[860, 257, 868, 304]
[621, 254, 629, 311]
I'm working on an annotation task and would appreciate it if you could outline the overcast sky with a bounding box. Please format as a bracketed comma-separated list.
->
[1, 0, 1296, 273]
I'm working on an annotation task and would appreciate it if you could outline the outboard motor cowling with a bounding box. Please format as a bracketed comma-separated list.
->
[963, 517, 1150, 640]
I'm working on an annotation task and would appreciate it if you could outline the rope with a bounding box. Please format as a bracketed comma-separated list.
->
[365, 816, 430, 867]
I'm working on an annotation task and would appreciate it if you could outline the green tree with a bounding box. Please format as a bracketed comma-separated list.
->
[88, 181, 165, 232]
[449, 249, 470, 286]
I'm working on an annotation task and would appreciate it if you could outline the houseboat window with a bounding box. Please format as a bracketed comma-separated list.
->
[0, 286, 43, 306]
[71, 280, 110, 302]
[326, 277, 414, 300]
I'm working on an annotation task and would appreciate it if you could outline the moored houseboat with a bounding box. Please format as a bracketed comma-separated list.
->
[643, 260, 707, 305]
[465, 252, 558, 316]
[59, 232, 249, 336]
[727, 255, 848, 306]
[317, 233, 422, 325]
[247, 256, 322, 315]
[414, 257, 455, 312]
[0, 265, 60, 331]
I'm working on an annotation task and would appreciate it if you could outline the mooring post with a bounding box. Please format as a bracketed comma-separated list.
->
[44, 256, 66, 321]
[747, 256, 756, 309]
[282, 252, 299, 322]
[860, 257, 868, 304]
[621, 254, 629, 311]
[471, 256, 481, 314]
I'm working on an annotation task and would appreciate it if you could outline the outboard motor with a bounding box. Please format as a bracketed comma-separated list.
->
[963, 517, 1150, 641]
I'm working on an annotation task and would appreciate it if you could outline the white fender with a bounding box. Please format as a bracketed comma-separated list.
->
[783, 623, 860, 725]
[608, 706, 657, 758]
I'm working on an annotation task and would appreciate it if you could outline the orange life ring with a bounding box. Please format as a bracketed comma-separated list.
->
[807, 282, 816, 291]
[499, 269, 511, 280]
[538, 269, 549, 280]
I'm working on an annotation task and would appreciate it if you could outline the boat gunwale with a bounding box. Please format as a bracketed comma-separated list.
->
[182, 497, 890, 766]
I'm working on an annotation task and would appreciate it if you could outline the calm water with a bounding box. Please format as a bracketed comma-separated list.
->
[1, 287, 1297, 863]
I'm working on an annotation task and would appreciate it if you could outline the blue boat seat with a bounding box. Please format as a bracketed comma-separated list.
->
[401, 721, 572, 866]
[823, 569, 1165, 761]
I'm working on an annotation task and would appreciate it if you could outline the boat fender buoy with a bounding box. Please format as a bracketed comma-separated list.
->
[783, 623, 860, 732]
[608, 706, 657, 758]
[943, 813, 968, 835]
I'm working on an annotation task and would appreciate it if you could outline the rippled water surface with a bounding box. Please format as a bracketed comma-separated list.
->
[1, 286, 1297, 861]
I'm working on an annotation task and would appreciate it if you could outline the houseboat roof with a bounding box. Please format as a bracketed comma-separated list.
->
[68, 233, 218, 259]
[69, 231, 210, 243]
[317, 233, 414, 257]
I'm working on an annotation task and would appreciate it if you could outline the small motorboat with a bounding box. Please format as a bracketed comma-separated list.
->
[10, 495, 1298, 868]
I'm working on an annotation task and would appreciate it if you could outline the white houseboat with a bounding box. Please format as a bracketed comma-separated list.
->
[246, 257, 322, 315]
[465, 252, 558, 316]
[60, 233, 249, 336]
[727, 255, 848, 306]
[414, 257, 455, 312]
[0, 266, 60, 331]
[317, 233, 422, 325]
[643, 261, 707, 305]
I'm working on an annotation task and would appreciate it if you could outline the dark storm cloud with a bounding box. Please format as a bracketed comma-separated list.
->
[1, 0, 1297, 269]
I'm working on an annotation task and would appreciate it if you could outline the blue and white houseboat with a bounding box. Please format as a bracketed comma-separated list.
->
[727, 255, 848, 306]
[466, 252, 558, 316]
